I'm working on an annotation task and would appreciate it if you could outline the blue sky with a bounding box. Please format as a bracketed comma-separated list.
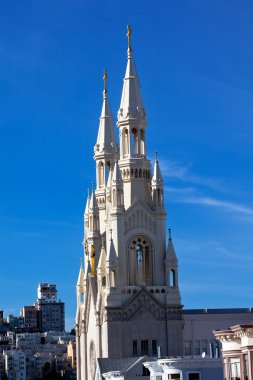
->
[0, 0, 252, 330]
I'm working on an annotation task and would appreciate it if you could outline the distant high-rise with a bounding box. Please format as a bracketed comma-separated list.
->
[35, 283, 65, 332]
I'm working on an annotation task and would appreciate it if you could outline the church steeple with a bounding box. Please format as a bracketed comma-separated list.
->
[95, 70, 117, 157]
[117, 25, 147, 160]
[95, 71, 117, 192]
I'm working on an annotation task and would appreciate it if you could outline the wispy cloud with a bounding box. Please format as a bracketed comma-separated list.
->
[178, 196, 253, 217]
[159, 159, 224, 191]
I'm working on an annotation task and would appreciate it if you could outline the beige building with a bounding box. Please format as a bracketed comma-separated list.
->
[214, 324, 253, 380]
[76, 26, 183, 380]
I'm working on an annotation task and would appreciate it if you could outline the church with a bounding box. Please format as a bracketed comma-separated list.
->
[75, 26, 184, 380]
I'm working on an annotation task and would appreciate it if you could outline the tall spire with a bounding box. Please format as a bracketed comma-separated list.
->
[95, 70, 117, 155]
[117, 25, 146, 123]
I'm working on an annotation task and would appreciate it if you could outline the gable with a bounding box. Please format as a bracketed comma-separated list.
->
[124, 199, 157, 236]
[106, 289, 166, 322]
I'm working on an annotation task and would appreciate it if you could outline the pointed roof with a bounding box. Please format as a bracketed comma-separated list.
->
[89, 184, 99, 213]
[118, 26, 146, 123]
[107, 232, 117, 264]
[95, 70, 117, 155]
[112, 161, 123, 185]
[152, 152, 163, 186]
[84, 188, 90, 215]
[77, 258, 85, 287]
[166, 229, 178, 263]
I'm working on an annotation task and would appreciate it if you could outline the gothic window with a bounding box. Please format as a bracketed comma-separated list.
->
[141, 340, 149, 355]
[122, 129, 129, 157]
[98, 162, 104, 188]
[152, 339, 157, 356]
[131, 127, 138, 156]
[133, 340, 138, 356]
[129, 237, 152, 286]
[140, 129, 145, 155]
[170, 269, 176, 287]
[102, 276, 106, 287]
[110, 270, 115, 288]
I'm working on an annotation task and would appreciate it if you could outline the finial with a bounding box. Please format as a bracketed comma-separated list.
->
[127, 25, 132, 50]
[91, 182, 95, 192]
[80, 257, 83, 268]
[110, 229, 113, 241]
[87, 188, 90, 198]
[155, 151, 158, 162]
[101, 236, 105, 249]
[168, 228, 172, 240]
[103, 69, 108, 95]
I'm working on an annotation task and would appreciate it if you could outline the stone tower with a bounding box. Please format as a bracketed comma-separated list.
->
[76, 26, 183, 380]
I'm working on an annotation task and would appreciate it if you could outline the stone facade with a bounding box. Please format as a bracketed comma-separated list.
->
[76, 27, 183, 380]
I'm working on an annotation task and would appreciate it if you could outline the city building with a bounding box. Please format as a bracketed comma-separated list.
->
[182, 308, 253, 357]
[4, 349, 26, 380]
[21, 306, 38, 330]
[35, 283, 65, 332]
[76, 26, 183, 380]
[214, 324, 253, 380]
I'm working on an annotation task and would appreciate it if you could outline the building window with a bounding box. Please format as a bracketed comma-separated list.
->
[230, 357, 241, 380]
[201, 340, 207, 354]
[188, 373, 200, 380]
[184, 340, 192, 355]
[195, 340, 200, 355]
[169, 375, 181, 379]
[141, 340, 149, 355]
[133, 340, 137, 356]
[152, 339, 157, 356]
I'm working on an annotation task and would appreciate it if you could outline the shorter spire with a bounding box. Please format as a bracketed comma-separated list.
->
[89, 183, 99, 212]
[84, 188, 90, 215]
[152, 152, 163, 184]
[166, 229, 178, 263]
[95, 70, 117, 155]
[112, 161, 123, 185]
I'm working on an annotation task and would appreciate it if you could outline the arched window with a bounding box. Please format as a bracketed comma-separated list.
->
[131, 128, 138, 156]
[170, 269, 176, 287]
[122, 129, 129, 157]
[128, 237, 152, 286]
[98, 162, 105, 188]
[102, 276, 106, 287]
[80, 292, 84, 303]
[140, 129, 145, 155]
[110, 270, 116, 288]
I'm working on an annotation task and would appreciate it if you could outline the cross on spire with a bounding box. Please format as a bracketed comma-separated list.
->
[127, 25, 132, 51]
[103, 69, 108, 95]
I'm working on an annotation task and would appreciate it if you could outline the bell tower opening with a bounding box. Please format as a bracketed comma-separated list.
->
[128, 237, 152, 286]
